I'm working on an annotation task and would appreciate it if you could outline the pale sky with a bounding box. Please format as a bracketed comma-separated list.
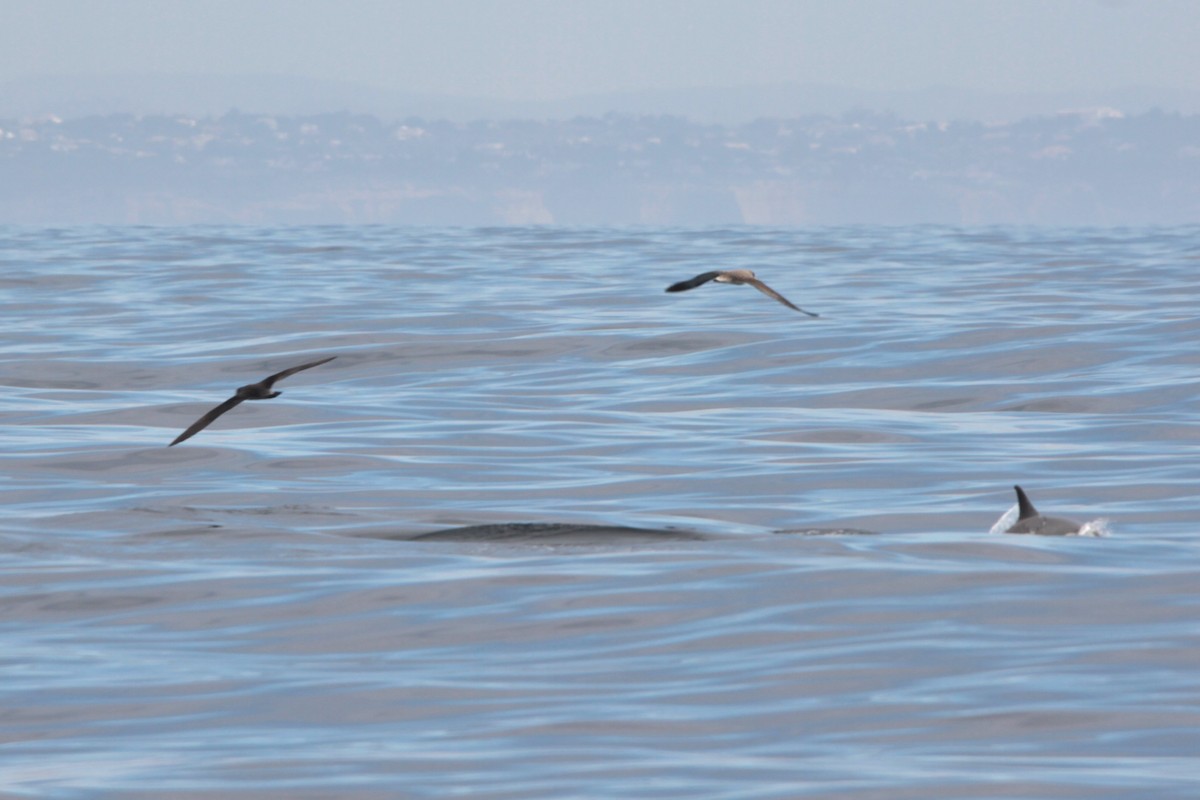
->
[3, 0, 1198, 100]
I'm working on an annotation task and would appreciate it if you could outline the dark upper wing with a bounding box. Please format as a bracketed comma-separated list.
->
[744, 278, 819, 317]
[665, 271, 723, 293]
[261, 355, 337, 389]
[169, 396, 245, 446]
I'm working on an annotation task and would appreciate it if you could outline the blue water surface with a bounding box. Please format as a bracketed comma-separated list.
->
[0, 226, 1197, 798]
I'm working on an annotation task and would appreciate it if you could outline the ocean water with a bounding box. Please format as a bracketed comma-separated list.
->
[1, 225, 1197, 798]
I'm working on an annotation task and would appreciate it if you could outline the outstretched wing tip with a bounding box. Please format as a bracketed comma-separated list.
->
[167, 396, 243, 447]
[665, 271, 721, 294]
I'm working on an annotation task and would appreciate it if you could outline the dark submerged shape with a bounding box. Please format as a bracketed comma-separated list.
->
[665, 268, 819, 317]
[168, 355, 337, 446]
[1005, 485, 1083, 536]
[408, 522, 711, 544]
[402, 522, 879, 544]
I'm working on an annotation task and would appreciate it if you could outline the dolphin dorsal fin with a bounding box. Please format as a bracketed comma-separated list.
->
[1014, 485, 1039, 520]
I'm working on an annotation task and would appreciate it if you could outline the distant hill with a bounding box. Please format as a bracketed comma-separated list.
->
[4, 72, 1200, 123]
[4, 107, 1199, 225]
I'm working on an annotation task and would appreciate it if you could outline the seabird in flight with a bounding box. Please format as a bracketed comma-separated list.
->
[665, 269, 818, 316]
[169, 355, 337, 446]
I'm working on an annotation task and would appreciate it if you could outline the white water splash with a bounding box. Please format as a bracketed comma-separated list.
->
[988, 504, 1020, 535]
[1076, 518, 1111, 537]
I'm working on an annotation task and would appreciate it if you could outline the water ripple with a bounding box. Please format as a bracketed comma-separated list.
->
[2, 225, 1199, 798]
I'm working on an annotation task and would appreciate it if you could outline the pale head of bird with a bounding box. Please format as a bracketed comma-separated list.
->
[715, 269, 756, 284]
